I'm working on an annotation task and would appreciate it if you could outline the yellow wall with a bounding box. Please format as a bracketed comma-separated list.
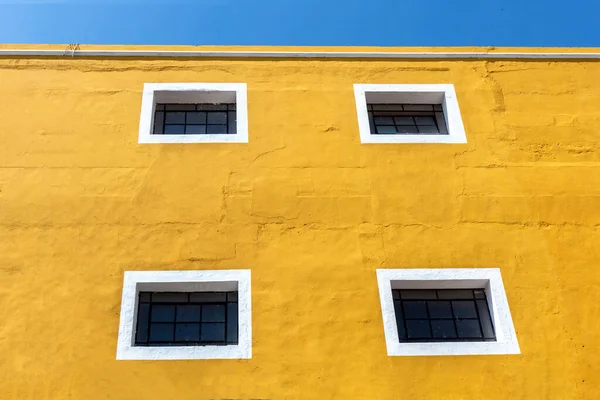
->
[0, 47, 599, 399]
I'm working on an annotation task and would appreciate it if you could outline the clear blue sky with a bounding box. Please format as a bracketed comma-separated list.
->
[0, 0, 598, 47]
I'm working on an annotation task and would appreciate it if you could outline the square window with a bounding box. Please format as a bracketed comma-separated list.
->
[117, 270, 251, 360]
[138, 83, 248, 144]
[377, 268, 520, 356]
[354, 84, 467, 144]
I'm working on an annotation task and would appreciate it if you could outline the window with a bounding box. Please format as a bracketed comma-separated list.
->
[376, 268, 519, 356]
[116, 270, 251, 360]
[354, 84, 467, 144]
[138, 83, 248, 144]
[368, 104, 447, 135]
[135, 291, 239, 346]
[393, 289, 495, 342]
[153, 103, 237, 135]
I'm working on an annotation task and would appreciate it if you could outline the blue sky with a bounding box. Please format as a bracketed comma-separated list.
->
[0, 0, 598, 47]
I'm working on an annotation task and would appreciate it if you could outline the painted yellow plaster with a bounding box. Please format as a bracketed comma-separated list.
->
[0, 47, 599, 399]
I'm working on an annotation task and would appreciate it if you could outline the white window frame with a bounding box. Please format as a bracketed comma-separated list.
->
[116, 269, 251, 360]
[376, 268, 519, 356]
[354, 84, 467, 144]
[138, 82, 248, 144]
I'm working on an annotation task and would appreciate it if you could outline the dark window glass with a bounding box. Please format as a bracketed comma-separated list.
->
[135, 291, 238, 346]
[367, 103, 448, 135]
[431, 320, 457, 339]
[391, 289, 496, 343]
[406, 320, 432, 339]
[152, 103, 236, 135]
[403, 301, 428, 319]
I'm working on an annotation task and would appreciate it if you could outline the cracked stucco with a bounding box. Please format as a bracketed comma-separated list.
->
[0, 53, 599, 399]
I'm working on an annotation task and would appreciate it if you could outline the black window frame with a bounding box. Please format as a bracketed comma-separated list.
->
[392, 288, 496, 343]
[135, 291, 239, 347]
[367, 103, 448, 136]
[152, 103, 237, 135]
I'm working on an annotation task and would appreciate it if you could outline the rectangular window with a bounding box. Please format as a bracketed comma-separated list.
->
[368, 104, 447, 135]
[136, 291, 239, 346]
[138, 82, 248, 144]
[153, 103, 237, 135]
[116, 269, 251, 360]
[376, 268, 519, 356]
[354, 84, 466, 144]
[392, 289, 495, 342]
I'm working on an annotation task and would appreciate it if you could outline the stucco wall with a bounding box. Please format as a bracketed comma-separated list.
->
[0, 48, 599, 399]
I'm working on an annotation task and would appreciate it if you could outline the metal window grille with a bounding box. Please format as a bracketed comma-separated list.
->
[153, 103, 237, 135]
[392, 289, 496, 342]
[135, 291, 238, 346]
[367, 104, 448, 135]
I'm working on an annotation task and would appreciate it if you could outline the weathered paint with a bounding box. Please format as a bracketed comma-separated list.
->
[0, 46, 599, 399]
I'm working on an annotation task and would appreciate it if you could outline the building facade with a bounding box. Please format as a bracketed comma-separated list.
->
[0, 46, 599, 399]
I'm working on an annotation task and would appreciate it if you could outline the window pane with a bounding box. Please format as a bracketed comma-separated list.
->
[207, 112, 227, 124]
[431, 320, 457, 339]
[403, 104, 434, 111]
[176, 305, 201, 322]
[206, 125, 228, 134]
[165, 112, 185, 124]
[417, 125, 440, 134]
[228, 111, 237, 134]
[394, 116, 414, 125]
[452, 301, 478, 319]
[153, 111, 164, 134]
[151, 305, 175, 322]
[406, 320, 432, 339]
[396, 126, 419, 134]
[149, 324, 174, 342]
[476, 299, 496, 339]
[226, 303, 238, 343]
[185, 125, 206, 134]
[198, 104, 228, 111]
[456, 320, 483, 339]
[186, 112, 207, 124]
[164, 125, 185, 134]
[393, 300, 406, 340]
[376, 125, 398, 134]
[414, 116, 436, 126]
[403, 301, 428, 319]
[175, 323, 200, 342]
[437, 290, 474, 300]
[374, 116, 395, 125]
[152, 292, 188, 302]
[136, 303, 150, 343]
[165, 104, 196, 111]
[202, 304, 226, 322]
[139, 293, 151, 303]
[190, 293, 226, 303]
[201, 323, 226, 342]
[427, 301, 453, 319]
[227, 292, 238, 302]
[400, 290, 437, 300]
[371, 104, 405, 111]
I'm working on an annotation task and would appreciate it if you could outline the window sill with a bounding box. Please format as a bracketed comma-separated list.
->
[139, 133, 248, 144]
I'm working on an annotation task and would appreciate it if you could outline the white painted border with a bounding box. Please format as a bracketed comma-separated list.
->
[138, 82, 249, 144]
[116, 270, 252, 360]
[354, 84, 467, 144]
[376, 268, 520, 356]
